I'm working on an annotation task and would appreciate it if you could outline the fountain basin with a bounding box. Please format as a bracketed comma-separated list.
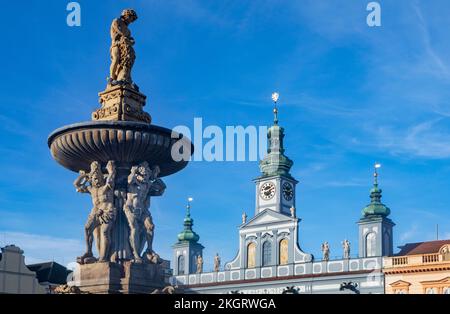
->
[48, 121, 193, 177]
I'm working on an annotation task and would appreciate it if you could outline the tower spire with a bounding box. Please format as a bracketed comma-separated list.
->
[177, 197, 200, 243]
[374, 162, 381, 186]
[272, 92, 279, 125]
[259, 92, 293, 178]
[362, 163, 390, 217]
[186, 197, 193, 217]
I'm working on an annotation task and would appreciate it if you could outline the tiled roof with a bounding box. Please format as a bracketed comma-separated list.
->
[397, 239, 450, 256]
[27, 261, 71, 285]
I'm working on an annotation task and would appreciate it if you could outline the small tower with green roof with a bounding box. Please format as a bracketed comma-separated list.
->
[172, 198, 204, 276]
[357, 164, 395, 258]
[254, 93, 298, 216]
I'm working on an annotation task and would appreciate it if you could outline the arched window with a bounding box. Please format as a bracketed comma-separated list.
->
[178, 255, 185, 275]
[443, 287, 450, 294]
[262, 241, 272, 266]
[366, 232, 377, 257]
[279, 239, 289, 265]
[426, 287, 437, 294]
[247, 243, 256, 268]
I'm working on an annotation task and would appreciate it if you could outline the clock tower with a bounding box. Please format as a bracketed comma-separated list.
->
[254, 96, 298, 216]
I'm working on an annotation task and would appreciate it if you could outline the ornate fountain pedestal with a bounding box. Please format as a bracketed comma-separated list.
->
[73, 261, 170, 294]
[93, 85, 151, 123]
[48, 115, 191, 293]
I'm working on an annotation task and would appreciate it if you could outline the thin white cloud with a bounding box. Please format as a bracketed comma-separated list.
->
[375, 119, 450, 159]
[413, 3, 450, 80]
[0, 231, 83, 267]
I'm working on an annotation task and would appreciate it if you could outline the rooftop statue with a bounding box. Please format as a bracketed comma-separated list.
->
[321, 242, 330, 261]
[196, 255, 203, 274]
[342, 239, 351, 259]
[214, 253, 221, 272]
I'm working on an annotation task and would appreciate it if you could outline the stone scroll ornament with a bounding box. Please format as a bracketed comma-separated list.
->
[74, 161, 166, 265]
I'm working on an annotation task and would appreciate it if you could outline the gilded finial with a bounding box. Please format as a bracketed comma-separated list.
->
[272, 92, 279, 125]
[186, 197, 193, 216]
[373, 163, 381, 186]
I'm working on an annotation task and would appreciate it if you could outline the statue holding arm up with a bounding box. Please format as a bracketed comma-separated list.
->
[74, 161, 117, 264]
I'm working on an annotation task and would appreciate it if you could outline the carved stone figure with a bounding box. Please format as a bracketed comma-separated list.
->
[196, 255, 203, 274]
[124, 162, 166, 263]
[74, 161, 117, 264]
[214, 253, 221, 272]
[442, 245, 450, 261]
[342, 239, 351, 259]
[108, 9, 138, 88]
[290, 206, 296, 218]
[242, 212, 247, 224]
[144, 166, 166, 260]
[321, 242, 330, 261]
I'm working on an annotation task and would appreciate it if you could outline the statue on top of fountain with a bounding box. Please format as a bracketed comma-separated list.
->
[108, 9, 139, 91]
[92, 9, 151, 123]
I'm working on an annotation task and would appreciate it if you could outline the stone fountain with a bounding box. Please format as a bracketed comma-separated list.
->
[48, 9, 193, 294]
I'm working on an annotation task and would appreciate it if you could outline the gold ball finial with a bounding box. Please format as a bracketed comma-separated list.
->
[271, 92, 279, 103]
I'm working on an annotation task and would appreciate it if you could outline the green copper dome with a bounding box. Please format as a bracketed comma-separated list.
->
[177, 204, 200, 243]
[259, 108, 293, 178]
[362, 183, 391, 217]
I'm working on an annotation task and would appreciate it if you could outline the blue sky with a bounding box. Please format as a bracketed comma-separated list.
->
[1, 0, 450, 271]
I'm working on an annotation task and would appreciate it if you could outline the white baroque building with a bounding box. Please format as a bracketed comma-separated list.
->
[170, 108, 393, 294]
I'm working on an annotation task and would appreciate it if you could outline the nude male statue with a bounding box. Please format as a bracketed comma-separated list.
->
[124, 162, 166, 263]
[196, 255, 203, 274]
[342, 239, 351, 259]
[321, 241, 330, 261]
[109, 9, 138, 87]
[74, 161, 117, 263]
[214, 253, 221, 272]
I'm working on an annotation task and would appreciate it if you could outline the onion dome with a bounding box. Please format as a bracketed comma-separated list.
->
[177, 199, 200, 243]
[362, 164, 391, 217]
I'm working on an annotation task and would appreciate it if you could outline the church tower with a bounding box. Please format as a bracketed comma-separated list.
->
[254, 93, 298, 216]
[172, 199, 204, 275]
[358, 164, 395, 258]
[226, 93, 312, 272]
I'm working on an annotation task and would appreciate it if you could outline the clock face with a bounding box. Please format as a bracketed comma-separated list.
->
[282, 182, 293, 201]
[260, 182, 276, 200]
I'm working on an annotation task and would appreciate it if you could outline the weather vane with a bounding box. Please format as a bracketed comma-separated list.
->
[272, 92, 279, 125]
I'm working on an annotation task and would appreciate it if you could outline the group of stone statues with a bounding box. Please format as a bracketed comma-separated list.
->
[195, 253, 221, 273]
[321, 240, 351, 261]
[74, 160, 165, 264]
